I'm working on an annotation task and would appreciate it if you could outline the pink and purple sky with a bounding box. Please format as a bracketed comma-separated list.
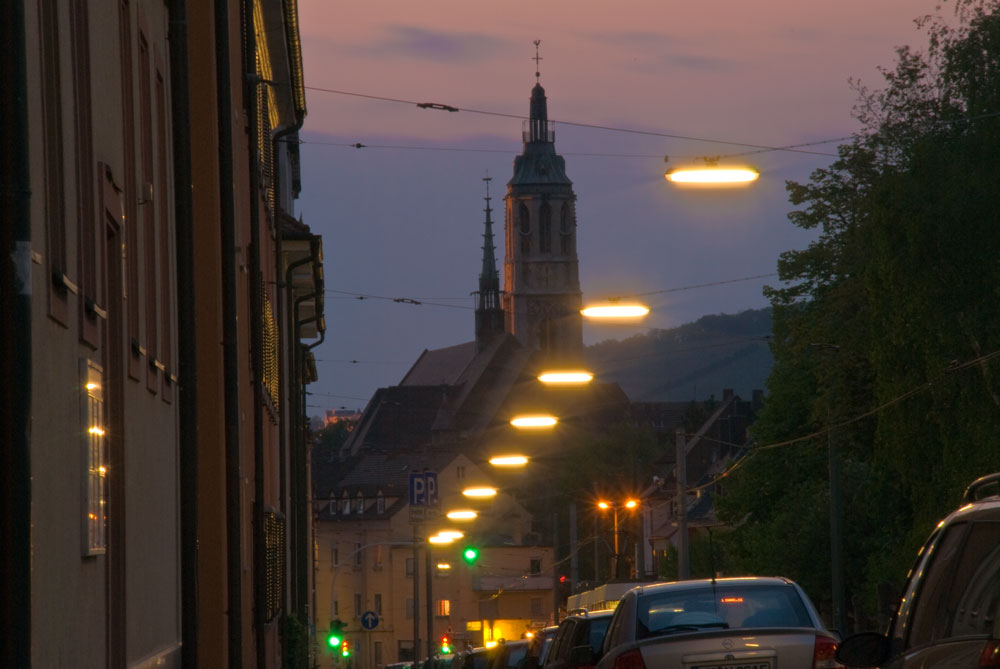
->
[296, 0, 952, 411]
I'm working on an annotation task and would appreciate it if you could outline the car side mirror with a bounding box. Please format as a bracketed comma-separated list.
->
[568, 645, 597, 666]
[835, 632, 891, 667]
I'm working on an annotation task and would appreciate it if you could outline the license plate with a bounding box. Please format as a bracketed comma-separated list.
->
[692, 664, 771, 669]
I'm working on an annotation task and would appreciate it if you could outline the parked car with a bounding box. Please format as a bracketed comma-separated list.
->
[837, 473, 1000, 668]
[595, 576, 842, 669]
[452, 646, 497, 669]
[544, 609, 616, 669]
[489, 639, 533, 669]
[533, 626, 559, 667]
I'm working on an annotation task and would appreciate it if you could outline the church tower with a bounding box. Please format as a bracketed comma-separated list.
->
[503, 56, 583, 361]
[474, 177, 504, 351]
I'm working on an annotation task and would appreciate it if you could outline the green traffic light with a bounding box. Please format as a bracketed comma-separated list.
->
[462, 546, 480, 564]
[327, 633, 342, 648]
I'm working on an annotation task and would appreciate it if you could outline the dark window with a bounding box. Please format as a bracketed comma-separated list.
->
[530, 558, 542, 575]
[560, 203, 572, 254]
[539, 202, 552, 253]
[519, 203, 531, 254]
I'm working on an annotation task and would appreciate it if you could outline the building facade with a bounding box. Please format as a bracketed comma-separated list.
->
[2, 1, 322, 667]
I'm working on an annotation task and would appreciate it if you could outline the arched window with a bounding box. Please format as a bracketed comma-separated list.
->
[329, 491, 336, 516]
[355, 491, 364, 514]
[342, 491, 351, 515]
[519, 203, 531, 254]
[560, 203, 572, 254]
[539, 202, 552, 253]
[376, 489, 385, 514]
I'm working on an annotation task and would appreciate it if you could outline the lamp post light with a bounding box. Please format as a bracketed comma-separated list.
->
[597, 499, 638, 580]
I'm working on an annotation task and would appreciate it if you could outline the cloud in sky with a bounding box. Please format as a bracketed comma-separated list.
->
[363, 25, 510, 63]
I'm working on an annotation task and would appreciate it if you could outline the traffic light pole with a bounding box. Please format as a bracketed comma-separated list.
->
[426, 540, 434, 662]
[413, 527, 420, 665]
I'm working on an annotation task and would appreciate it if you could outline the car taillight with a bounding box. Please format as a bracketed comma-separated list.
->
[979, 640, 1000, 667]
[612, 648, 645, 669]
[813, 634, 843, 669]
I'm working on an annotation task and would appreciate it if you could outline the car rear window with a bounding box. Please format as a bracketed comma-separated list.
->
[636, 584, 813, 639]
[587, 617, 612, 651]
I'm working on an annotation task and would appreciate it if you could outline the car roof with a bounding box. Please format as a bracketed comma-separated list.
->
[630, 576, 796, 596]
[563, 608, 616, 619]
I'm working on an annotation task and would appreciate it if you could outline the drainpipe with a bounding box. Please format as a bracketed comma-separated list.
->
[284, 246, 317, 624]
[293, 283, 323, 621]
[215, 0, 243, 665]
[167, 0, 198, 666]
[1, 0, 31, 665]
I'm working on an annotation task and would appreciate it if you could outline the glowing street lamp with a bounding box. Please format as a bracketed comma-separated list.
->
[510, 414, 558, 428]
[538, 370, 594, 384]
[489, 455, 529, 467]
[446, 509, 478, 521]
[462, 486, 498, 499]
[664, 165, 759, 185]
[580, 304, 649, 319]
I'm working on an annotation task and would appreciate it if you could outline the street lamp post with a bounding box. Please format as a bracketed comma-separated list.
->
[597, 499, 637, 580]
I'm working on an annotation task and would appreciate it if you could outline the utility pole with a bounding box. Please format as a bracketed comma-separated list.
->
[676, 430, 689, 580]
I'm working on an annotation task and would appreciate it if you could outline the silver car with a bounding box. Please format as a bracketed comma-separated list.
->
[596, 577, 842, 669]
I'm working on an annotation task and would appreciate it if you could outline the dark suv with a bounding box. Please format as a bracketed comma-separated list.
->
[837, 473, 1000, 667]
[543, 609, 615, 669]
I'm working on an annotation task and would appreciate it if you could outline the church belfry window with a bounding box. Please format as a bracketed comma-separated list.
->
[560, 203, 572, 254]
[519, 203, 531, 254]
[376, 489, 385, 514]
[539, 202, 552, 253]
[342, 491, 351, 515]
[355, 491, 364, 514]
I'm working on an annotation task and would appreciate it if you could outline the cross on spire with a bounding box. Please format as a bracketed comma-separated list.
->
[533, 40, 542, 82]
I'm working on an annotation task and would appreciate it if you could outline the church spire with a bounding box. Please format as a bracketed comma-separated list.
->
[528, 40, 550, 143]
[475, 176, 504, 350]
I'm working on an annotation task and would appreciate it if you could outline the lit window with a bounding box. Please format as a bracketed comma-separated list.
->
[355, 491, 364, 514]
[436, 599, 451, 617]
[342, 491, 350, 515]
[82, 359, 107, 555]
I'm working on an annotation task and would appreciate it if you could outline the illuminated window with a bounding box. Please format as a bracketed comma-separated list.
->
[355, 491, 364, 514]
[436, 599, 451, 617]
[82, 359, 107, 555]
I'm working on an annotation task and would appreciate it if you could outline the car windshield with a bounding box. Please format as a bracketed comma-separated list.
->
[636, 584, 813, 640]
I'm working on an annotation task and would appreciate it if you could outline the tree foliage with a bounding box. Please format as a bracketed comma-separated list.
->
[716, 0, 1000, 627]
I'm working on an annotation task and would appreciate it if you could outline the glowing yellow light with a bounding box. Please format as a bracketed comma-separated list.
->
[597, 501, 610, 510]
[525, 632, 535, 639]
[98, 466, 107, 475]
[88, 513, 97, 520]
[428, 534, 455, 545]
[489, 455, 529, 467]
[580, 305, 650, 319]
[89, 426, 105, 436]
[625, 499, 638, 509]
[510, 415, 557, 428]
[437, 530, 464, 540]
[462, 487, 498, 498]
[485, 641, 498, 649]
[86, 382, 99, 391]
[538, 371, 594, 384]
[447, 509, 478, 520]
[720, 597, 744, 603]
[665, 167, 759, 184]
[437, 562, 452, 570]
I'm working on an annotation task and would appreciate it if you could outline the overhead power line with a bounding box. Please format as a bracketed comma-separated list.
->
[303, 85, 844, 158]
